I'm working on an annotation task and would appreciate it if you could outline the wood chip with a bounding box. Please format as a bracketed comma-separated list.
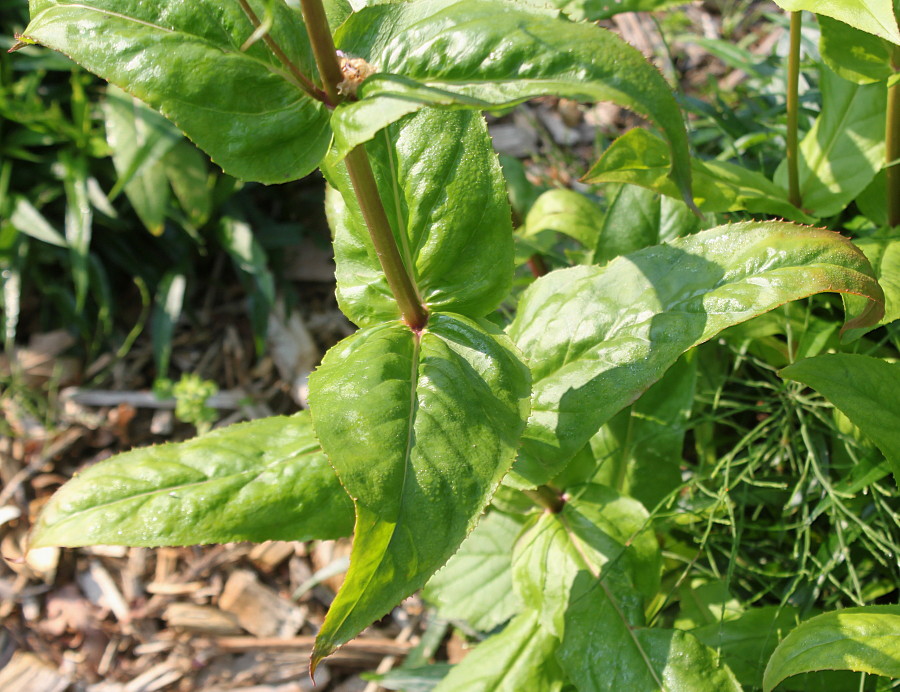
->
[248, 541, 297, 573]
[219, 570, 306, 638]
[0, 651, 71, 692]
[163, 603, 244, 636]
[77, 559, 131, 625]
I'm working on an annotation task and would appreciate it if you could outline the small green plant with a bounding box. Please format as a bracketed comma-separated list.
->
[16, 0, 900, 689]
[154, 373, 220, 434]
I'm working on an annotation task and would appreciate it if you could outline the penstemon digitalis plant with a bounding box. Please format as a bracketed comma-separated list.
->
[14, 0, 899, 688]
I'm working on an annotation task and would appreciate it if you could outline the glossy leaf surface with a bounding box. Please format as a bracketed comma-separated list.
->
[508, 221, 884, 487]
[324, 108, 512, 327]
[308, 314, 531, 666]
[546, 0, 684, 21]
[772, 0, 900, 44]
[780, 354, 900, 484]
[586, 128, 814, 223]
[762, 606, 900, 691]
[521, 189, 605, 253]
[332, 0, 693, 205]
[30, 413, 355, 548]
[774, 67, 886, 217]
[424, 510, 525, 632]
[843, 229, 900, 339]
[433, 611, 564, 692]
[24, 0, 330, 183]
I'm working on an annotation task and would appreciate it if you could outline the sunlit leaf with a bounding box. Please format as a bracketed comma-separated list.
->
[30, 412, 355, 548]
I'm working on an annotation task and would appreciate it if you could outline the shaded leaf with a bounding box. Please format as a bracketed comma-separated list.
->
[507, 221, 884, 487]
[424, 510, 526, 632]
[585, 128, 814, 223]
[545, 0, 686, 21]
[433, 611, 564, 692]
[104, 84, 179, 235]
[692, 606, 799, 690]
[559, 574, 742, 692]
[324, 108, 512, 327]
[773, 66, 886, 217]
[30, 412, 355, 548]
[763, 606, 900, 691]
[24, 0, 330, 183]
[521, 189, 604, 253]
[512, 483, 660, 637]
[780, 354, 900, 484]
[308, 313, 531, 666]
[332, 0, 693, 206]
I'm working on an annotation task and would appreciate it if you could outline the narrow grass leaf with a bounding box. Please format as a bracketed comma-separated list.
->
[780, 354, 900, 484]
[30, 412, 355, 548]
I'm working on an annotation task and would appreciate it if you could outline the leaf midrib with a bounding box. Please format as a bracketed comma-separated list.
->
[31, 2, 310, 95]
[49, 444, 319, 523]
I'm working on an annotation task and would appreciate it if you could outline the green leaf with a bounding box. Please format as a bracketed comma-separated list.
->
[779, 354, 900, 484]
[433, 611, 565, 692]
[423, 510, 526, 632]
[559, 573, 742, 692]
[507, 221, 884, 487]
[61, 151, 92, 312]
[151, 270, 186, 379]
[521, 189, 605, 253]
[819, 15, 895, 84]
[164, 141, 213, 226]
[332, 0, 694, 207]
[762, 606, 900, 691]
[308, 313, 531, 667]
[590, 351, 696, 509]
[544, 0, 686, 22]
[24, 0, 330, 183]
[773, 66, 887, 218]
[104, 84, 179, 235]
[843, 229, 900, 338]
[692, 606, 799, 690]
[9, 196, 66, 248]
[30, 412, 355, 548]
[512, 483, 660, 637]
[772, 0, 900, 45]
[585, 128, 814, 223]
[324, 108, 513, 327]
[593, 185, 699, 265]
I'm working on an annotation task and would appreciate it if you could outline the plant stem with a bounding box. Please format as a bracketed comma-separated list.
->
[888, 45, 900, 229]
[299, 0, 429, 329]
[786, 11, 802, 209]
[236, 0, 324, 103]
[527, 255, 548, 277]
[523, 485, 565, 513]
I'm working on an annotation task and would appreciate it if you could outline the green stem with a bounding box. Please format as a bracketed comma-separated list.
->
[786, 11, 802, 209]
[888, 46, 900, 229]
[236, 0, 324, 103]
[523, 485, 565, 513]
[299, 0, 429, 329]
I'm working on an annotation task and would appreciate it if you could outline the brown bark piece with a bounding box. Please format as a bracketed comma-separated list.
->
[0, 651, 71, 692]
[219, 569, 305, 638]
